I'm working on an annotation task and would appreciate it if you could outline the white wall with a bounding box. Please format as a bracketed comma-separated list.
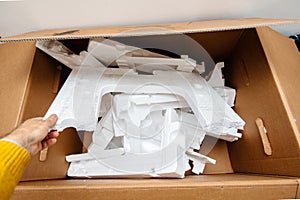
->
[0, 0, 299, 37]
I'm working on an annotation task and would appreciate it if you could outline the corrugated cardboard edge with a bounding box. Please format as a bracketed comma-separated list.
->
[1, 18, 299, 42]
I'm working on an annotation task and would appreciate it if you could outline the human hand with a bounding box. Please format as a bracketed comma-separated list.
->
[5, 114, 59, 156]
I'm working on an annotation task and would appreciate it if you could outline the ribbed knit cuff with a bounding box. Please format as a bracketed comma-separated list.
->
[0, 141, 30, 178]
[0, 138, 23, 149]
[0, 141, 30, 199]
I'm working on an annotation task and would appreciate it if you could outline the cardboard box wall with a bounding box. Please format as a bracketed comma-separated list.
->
[0, 42, 83, 181]
[1, 18, 300, 199]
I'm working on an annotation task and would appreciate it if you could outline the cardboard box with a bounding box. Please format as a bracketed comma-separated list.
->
[1, 18, 300, 199]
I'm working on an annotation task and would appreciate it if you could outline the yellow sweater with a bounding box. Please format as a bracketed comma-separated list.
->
[0, 141, 30, 200]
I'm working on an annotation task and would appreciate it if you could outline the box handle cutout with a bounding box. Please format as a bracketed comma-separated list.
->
[39, 148, 48, 162]
[239, 60, 250, 86]
[255, 118, 272, 156]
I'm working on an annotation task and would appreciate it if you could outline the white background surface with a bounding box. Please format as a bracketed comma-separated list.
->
[0, 0, 299, 37]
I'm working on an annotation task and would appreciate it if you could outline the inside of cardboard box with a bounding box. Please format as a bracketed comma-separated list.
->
[6, 27, 298, 182]
[18, 29, 255, 181]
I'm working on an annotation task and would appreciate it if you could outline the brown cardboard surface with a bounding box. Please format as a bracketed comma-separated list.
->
[0, 41, 36, 136]
[21, 128, 82, 181]
[0, 18, 299, 42]
[12, 174, 298, 200]
[188, 29, 244, 62]
[18, 49, 60, 121]
[226, 28, 300, 177]
[201, 137, 234, 174]
[185, 138, 234, 176]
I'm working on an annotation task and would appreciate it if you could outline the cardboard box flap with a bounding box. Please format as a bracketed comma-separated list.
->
[226, 27, 300, 176]
[0, 41, 36, 135]
[257, 26, 300, 146]
[1, 18, 299, 42]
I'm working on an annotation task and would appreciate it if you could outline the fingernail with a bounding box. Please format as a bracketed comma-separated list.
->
[50, 114, 58, 120]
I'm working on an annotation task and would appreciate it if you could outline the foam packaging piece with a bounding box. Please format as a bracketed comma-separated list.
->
[42, 39, 245, 178]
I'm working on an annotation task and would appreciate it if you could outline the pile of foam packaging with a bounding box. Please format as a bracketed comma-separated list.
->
[38, 39, 245, 178]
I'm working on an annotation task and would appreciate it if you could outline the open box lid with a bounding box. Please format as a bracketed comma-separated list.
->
[0, 18, 299, 42]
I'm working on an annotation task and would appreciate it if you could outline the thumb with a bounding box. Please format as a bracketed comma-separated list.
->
[44, 114, 58, 128]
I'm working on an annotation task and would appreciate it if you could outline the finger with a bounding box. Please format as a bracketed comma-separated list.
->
[44, 114, 58, 128]
[48, 131, 59, 139]
[42, 140, 48, 149]
[33, 143, 43, 155]
[44, 135, 49, 140]
[42, 138, 57, 149]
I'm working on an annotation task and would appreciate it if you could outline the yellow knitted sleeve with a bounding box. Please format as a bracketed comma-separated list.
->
[0, 141, 30, 200]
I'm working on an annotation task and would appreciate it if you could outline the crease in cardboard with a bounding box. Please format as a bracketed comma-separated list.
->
[15, 45, 36, 125]
[17, 66, 34, 125]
